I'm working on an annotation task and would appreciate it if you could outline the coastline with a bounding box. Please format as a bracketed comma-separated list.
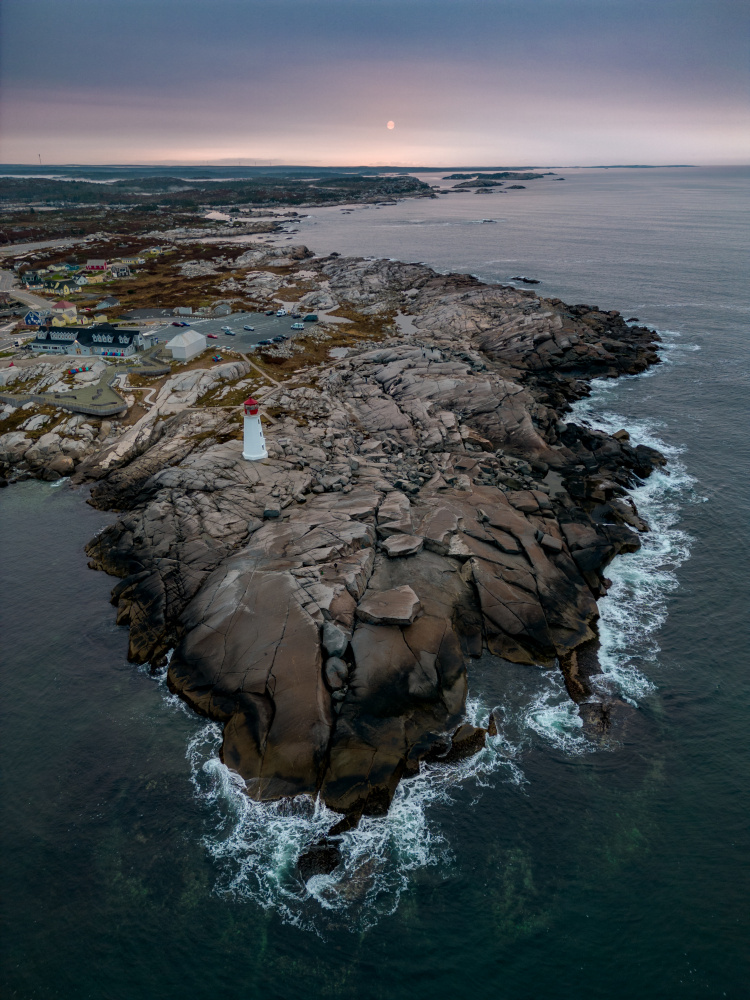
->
[1, 242, 666, 867]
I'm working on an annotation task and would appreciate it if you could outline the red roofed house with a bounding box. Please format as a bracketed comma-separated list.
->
[85, 259, 108, 272]
[50, 300, 78, 325]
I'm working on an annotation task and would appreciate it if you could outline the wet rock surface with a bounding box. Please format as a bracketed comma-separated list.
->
[6, 250, 665, 828]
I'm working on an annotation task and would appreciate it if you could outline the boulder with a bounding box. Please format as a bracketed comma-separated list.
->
[48, 454, 75, 476]
[321, 621, 349, 657]
[356, 585, 421, 626]
[382, 533, 424, 558]
[169, 565, 332, 801]
[324, 656, 349, 690]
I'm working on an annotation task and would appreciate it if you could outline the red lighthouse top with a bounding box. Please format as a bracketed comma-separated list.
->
[243, 398, 259, 416]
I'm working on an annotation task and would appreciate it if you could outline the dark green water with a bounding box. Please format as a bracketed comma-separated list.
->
[2, 168, 749, 998]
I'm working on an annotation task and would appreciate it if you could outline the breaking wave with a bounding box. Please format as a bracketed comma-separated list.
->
[183, 695, 520, 934]
[167, 663, 610, 934]
[570, 328, 703, 702]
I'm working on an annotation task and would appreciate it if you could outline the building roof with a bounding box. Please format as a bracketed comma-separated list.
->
[34, 324, 140, 346]
[167, 329, 206, 349]
[52, 300, 77, 310]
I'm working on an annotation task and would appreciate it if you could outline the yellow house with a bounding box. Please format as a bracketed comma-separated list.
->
[50, 300, 77, 324]
[85, 272, 106, 285]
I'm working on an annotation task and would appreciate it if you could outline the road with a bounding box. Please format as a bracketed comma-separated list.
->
[0, 235, 97, 259]
[0, 269, 50, 311]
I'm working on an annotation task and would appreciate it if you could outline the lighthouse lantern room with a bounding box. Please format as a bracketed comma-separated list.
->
[242, 397, 267, 461]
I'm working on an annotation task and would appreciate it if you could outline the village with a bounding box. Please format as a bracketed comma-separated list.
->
[0, 231, 395, 473]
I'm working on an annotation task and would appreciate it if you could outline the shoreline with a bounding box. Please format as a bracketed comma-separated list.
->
[0, 242, 666, 869]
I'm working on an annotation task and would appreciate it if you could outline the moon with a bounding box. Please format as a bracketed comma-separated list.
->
[386, 120, 395, 130]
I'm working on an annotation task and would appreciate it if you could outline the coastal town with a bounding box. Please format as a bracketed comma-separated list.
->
[0, 223, 344, 435]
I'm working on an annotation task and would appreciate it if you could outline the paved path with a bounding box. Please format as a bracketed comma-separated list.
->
[238, 351, 281, 387]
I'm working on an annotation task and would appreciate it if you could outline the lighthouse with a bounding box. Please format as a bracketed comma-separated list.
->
[242, 397, 267, 461]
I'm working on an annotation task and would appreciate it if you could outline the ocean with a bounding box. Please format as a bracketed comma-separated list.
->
[1, 166, 748, 999]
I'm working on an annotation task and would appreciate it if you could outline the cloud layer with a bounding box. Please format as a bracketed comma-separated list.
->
[1, 0, 748, 164]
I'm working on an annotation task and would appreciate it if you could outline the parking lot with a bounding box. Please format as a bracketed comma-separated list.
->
[153, 310, 314, 352]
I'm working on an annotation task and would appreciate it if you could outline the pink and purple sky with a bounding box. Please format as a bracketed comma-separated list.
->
[1, 0, 748, 166]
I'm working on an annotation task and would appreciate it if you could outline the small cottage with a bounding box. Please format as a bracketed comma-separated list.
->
[95, 297, 120, 310]
[109, 264, 130, 278]
[85, 259, 108, 272]
[23, 309, 51, 326]
[50, 300, 78, 323]
[43, 278, 78, 295]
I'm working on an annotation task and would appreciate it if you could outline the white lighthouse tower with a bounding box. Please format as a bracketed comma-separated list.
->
[242, 397, 267, 461]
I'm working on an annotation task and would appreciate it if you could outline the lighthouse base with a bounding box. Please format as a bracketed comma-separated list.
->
[242, 447, 268, 461]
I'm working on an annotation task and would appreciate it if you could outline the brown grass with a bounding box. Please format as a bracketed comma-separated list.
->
[119, 401, 149, 426]
[0, 401, 69, 439]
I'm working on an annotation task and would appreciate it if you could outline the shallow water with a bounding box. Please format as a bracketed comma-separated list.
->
[2, 167, 749, 998]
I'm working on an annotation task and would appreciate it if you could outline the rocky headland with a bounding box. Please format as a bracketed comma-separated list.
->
[0, 247, 664, 860]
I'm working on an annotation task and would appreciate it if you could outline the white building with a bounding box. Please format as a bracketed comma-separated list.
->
[242, 398, 267, 461]
[166, 329, 206, 361]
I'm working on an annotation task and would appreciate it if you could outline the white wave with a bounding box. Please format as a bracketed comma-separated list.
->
[523, 673, 590, 753]
[570, 330, 702, 703]
[172, 671, 614, 934]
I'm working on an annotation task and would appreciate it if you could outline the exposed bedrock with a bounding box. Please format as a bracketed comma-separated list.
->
[80, 252, 664, 824]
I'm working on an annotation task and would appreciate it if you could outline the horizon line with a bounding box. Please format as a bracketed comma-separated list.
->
[0, 162, 709, 171]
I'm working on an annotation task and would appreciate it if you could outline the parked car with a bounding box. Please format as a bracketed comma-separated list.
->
[257, 339, 272, 345]
[265, 310, 275, 316]
[171, 321, 182, 326]
[243, 325, 255, 332]
[290, 322, 304, 330]
[291, 312, 302, 319]
[276, 309, 287, 317]
[224, 330, 236, 336]
[303, 314, 318, 322]
[272, 335, 284, 342]
[207, 333, 218, 339]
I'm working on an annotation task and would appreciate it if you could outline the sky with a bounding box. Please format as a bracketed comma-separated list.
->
[1, 0, 748, 166]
